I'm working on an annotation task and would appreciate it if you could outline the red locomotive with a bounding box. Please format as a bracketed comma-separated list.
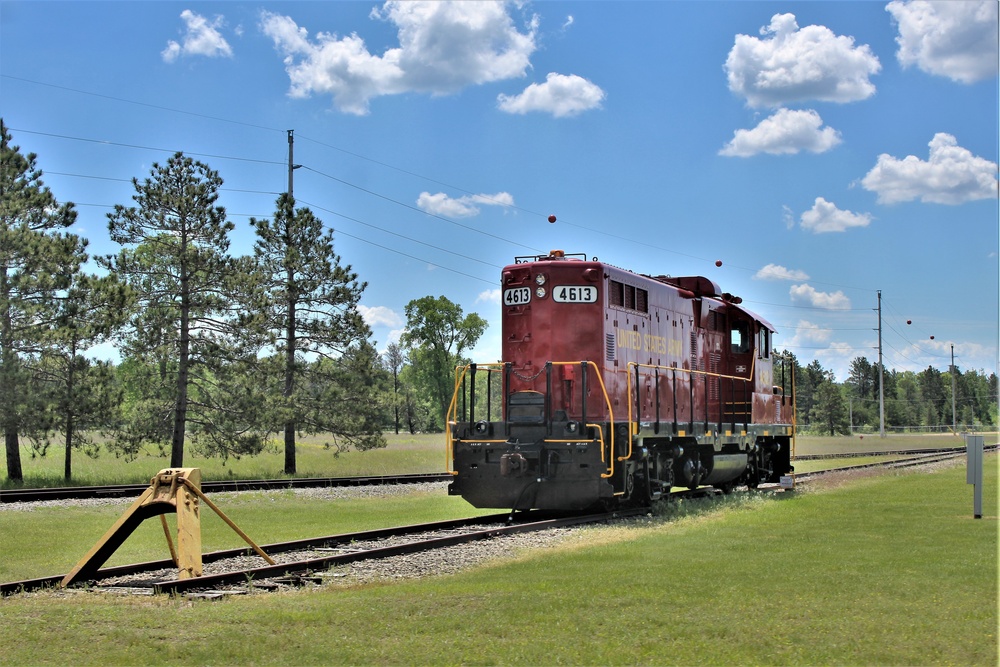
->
[447, 250, 794, 510]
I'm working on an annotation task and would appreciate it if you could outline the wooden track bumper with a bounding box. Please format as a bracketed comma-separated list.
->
[60, 468, 274, 588]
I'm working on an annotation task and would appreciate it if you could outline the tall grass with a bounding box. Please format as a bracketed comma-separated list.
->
[1, 432, 447, 488]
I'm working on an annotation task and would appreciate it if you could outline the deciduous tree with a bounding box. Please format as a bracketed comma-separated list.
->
[401, 295, 487, 429]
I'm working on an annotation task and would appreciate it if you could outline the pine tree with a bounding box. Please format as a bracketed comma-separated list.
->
[0, 120, 87, 482]
[38, 273, 130, 480]
[250, 194, 381, 474]
[102, 152, 246, 467]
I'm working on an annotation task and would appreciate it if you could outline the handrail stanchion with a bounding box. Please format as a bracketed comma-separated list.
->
[468, 363, 477, 425]
[672, 368, 678, 433]
[654, 368, 661, 435]
[545, 362, 553, 436]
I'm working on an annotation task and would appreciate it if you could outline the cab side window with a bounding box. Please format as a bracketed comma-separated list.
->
[730, 321, 750, 354]
[758, 328, 770, 359]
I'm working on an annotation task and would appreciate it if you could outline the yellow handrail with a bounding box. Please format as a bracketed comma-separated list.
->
[546, 361, 617, 478]
[626, 360, 799, 440]
[446, 360, 618, 479]
[446, 362, 506, 474]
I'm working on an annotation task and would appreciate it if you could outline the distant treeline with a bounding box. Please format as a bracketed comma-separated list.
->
[776, 352, 997, 435]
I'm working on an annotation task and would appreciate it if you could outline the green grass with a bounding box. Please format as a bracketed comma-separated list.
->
[1, 456, 995, 665]
[0, 487, 490, 582]
[793, 431, 994, 457]
[1, 432, 448, 488]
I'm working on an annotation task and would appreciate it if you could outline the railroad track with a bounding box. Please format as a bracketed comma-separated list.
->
[4, 450, 990, 597]
[793, 445, 995, 461]
[1, 508, 649, 597]
[791, 446, 996, 481]
[0, 472, 452, 504]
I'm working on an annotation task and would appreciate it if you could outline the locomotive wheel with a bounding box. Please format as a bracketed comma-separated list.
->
[625, 469, 635, 498]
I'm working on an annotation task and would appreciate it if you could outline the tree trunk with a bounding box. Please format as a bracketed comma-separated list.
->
[283, 269, 296, 475]
[64, 345, 76, 481]
[1, 266, 22, 482]
[64, 414, 74, 482]
[4, 429, 22, 483]
[171, 271, 190, 469]
[283, 421, 296, 475]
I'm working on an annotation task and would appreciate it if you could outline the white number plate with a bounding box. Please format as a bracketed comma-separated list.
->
[553, 285, 597, 303]
[504, 287, 531, 306]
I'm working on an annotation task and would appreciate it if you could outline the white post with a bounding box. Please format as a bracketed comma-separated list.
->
[965, 434, 983, 519]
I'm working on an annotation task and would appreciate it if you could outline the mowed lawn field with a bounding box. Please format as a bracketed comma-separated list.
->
[2, 431, 991, 488]
[0, 451, 995, 666]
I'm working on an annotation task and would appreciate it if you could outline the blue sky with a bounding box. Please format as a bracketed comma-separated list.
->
[1, 1, 997, 382]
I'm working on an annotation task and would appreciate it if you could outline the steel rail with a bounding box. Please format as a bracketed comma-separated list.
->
[793, 447, 995, 481]
[793, 445, 995, 461]
[0, 472, 452, 504]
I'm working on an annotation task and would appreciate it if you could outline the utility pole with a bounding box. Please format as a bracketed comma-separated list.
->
[287, 129, 301, 198]
[951, 344, 957, 433]
[876, 290, 885, 438]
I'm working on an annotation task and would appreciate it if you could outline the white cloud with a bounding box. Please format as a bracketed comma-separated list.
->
[720, 108, 841, 157]
[780, 319, 833, 359]
[162, 10, 233, 63]
[260, 1, 537, 115]
[477, 289, 501, 304]
[887, 0, 999, 84]
[789, 284, 852, 310]
[790, 320, 833, 344]
[416, 191, 514, 218]
[799, 197, 873, 233]
[781, 205, 796, 230]
[754, 264, 810, 281]
[498, 72, 605, 117]
[357, 305, 403, 328]
[861, 133, 999, 205]
[725, 13, 881, 108]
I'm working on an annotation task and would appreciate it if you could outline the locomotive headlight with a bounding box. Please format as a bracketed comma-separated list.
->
[535, 274, 546, 286]
[535, 287, 546, 298]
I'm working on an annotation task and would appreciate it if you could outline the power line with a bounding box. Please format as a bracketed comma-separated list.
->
[296, 200, 495, 286]
[9, 127, 287, 168]
[296, 197, 504, 272]
[47, 171, 283, 198]
[299, 165, 541, 253]
[2, 75, 284, 134]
